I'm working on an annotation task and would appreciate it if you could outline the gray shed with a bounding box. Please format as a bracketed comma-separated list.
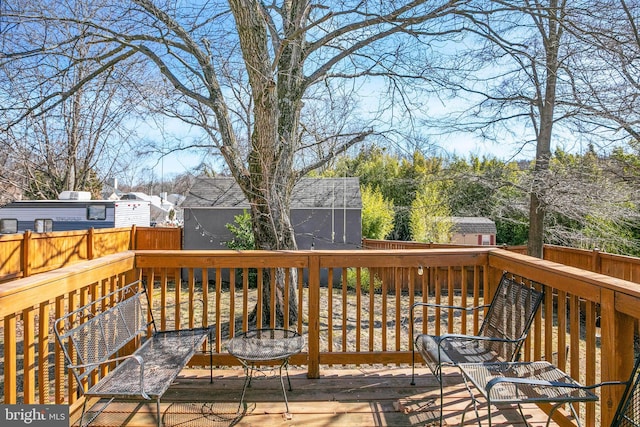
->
[183, 177, 362, 251]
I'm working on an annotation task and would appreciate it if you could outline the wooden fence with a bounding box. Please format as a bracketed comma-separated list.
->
[363, 238, 640, 285]
[0, 226, 182, 282]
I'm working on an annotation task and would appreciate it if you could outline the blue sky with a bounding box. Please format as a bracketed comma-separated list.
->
[149, 130, 532, 178]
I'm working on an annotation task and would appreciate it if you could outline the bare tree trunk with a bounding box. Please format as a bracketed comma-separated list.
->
[528, 109, 554, 258]
[527, 186, 546, 258]
[526, 0, 562, 259]
[230, 0, 304, 327]
[248, 268, 299, 328]
[245, 184, 300, 327]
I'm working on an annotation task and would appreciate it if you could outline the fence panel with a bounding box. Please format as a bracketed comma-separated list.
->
[134, 226, 182, 250]
[0, 234, 23, 281]
[92, 227, 133, 257]
[29, 231, 89, 275]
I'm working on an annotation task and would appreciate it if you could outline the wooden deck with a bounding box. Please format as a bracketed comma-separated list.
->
[77, 366, 569, 427]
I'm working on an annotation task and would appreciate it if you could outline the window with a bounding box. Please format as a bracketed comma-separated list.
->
[0, 219, 18, 234]
[34, 219, 53, 233]
[481, 234, 492, 245]
[87, 205, 107, 220]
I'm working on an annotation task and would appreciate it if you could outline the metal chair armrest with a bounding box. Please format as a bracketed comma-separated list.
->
[70, 353, 143, 371]
[410, 301, 490, 313]
[486, 376, 626, 395]
[487, 376, 583, 392]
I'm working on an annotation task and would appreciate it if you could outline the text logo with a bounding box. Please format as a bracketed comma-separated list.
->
[1, 405, 68, 427]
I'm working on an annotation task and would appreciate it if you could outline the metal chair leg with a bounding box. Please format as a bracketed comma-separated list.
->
[438, 367, 444, 427]
[461, 372, 483, 427]
[279, 364, 290, 414]
[209, 335, 213, 384]
[411, 345, 416, 385]
[237, 364, 252, 414]
[156, 398, 161, 427]
[284, 360, 293, 391]
[79, 398, 88, 427]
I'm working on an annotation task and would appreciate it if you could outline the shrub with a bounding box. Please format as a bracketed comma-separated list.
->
[224, 210, 257, 287]
[345, 267, 383, 293]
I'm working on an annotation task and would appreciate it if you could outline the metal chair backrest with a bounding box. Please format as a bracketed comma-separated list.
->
[477, 274, 544, 362]
[611, 355, 640, 426]
[54, 281, 154, 387]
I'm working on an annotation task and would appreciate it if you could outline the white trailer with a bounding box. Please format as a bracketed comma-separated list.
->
[0, 199, 151, 233]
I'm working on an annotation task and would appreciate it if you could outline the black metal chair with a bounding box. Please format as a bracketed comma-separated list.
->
[611, 354, 640, 426]
[476, 353, 640, 426]
[410, 273, 545, 425]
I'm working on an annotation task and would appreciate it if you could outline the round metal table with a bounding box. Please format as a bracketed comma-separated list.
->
[227, 329, 305, 416]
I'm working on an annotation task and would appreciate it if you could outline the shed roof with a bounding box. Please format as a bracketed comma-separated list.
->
[183, 177, 361, 209]
[451, 217, 497, 234]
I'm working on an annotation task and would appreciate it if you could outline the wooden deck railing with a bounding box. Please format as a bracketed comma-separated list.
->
[2, 247, 639, 426]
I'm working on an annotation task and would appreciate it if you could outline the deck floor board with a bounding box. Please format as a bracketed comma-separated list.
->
[76, 366, 570, 426]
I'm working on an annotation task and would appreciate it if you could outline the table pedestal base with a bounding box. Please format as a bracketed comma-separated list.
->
[227, 329, 305, 418]
[237, 359, 293, 415]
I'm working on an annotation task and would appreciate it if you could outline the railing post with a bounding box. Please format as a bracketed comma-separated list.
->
[130, 224, 137, 250]
[87, 227, 94, 260]
[307, 253, 320, 379]
[4, 313, 17, 403]
[600, 288, 635, 425]
[22, 229, 31, 277]
[592, 248, 601, 273]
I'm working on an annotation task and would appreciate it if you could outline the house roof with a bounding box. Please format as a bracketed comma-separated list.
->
[183, 177, 361, 209]
[121, 192, 174, 213]
[451, 217, 497, 234]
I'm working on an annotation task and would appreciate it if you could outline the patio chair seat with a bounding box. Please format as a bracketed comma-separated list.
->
[415, 334, 506, 370]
